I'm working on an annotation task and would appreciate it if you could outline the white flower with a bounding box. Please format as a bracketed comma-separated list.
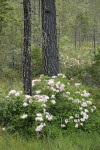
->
[81, 102, 87, 107]
[75, 83, 80, 87]
[68, 97, 73, 101]
[34, 95, 49, 103]
[36, 113, 42, 117]
[32, 79, 41, 87]
[61, 124, 66, 128]
[25, 95, 32, 99]
[35, 122, 46, 132]
[8, 90, 16, 95]
[74, 119, 78, 123]
[75, 114, 79, 118]
[76, 91, 80, 94]
[75, 124, 78, 128]
[52, 76, 57, 79]
[80, 123, 83, 126]
[35, 90, 41, 94]
[50, 87, 56, 92]
[48, 79, 54, 86]
[86, 101, 92, 105]
[2, 127, 6, 131]
[67, 82, 70, 85]
[65, 119, 68, 124]
[20, 114, 28, 119]
[56, 82, 65, 91]
[74, 99, 80, 104]
[29, 99, 33, 104]
[84, 109, 89, 113]
[80, 118, 85, 122]
[51, 95, 55, 98]
[93, 106, 96, 110]
[66, 92, 70, 95]
[35, 114, 43, 121]
[51, 100, 56, 105]
[23, 102, 28, 107]
[41, 104, 46, 107]
[46, 114, 53, 121]
[79, 107, 83, 110]
[15, 92, 20, 97]
[91, 106, 96, 112]
[81, 90, 90, 97]
[91, 108, 94, 112]
[81, 112, 89, 120]
[58, 73, 66, 78]
[69, 116, 74, 119]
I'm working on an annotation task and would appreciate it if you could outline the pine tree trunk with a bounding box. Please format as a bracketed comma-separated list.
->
[23, 0, 32, 95]
[41, 0, 59, 76]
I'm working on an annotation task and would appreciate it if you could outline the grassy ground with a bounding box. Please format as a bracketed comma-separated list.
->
[0, 132, 100, 150]
[0, 79, 23, 95]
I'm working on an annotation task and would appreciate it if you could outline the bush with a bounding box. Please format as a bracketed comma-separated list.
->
[31, 46, 43, 77]
[0, 74, 99, 137]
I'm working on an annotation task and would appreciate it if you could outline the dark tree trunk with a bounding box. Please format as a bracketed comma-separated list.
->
[23, 0, 32, 95]
[41, 0, 59, 76]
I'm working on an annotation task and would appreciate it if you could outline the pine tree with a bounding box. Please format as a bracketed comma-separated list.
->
[23, 0, 32, 95]
[41, 0, 59, 76]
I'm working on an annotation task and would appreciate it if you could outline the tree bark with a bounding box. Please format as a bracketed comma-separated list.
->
[41, 0, 59, 76]
[23, 0, 32, 95]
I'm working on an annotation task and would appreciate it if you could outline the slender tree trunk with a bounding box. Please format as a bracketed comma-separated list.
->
[23, 0, 32, 95]
[41, 0, 59, 76]
[93, 28, 96, 56]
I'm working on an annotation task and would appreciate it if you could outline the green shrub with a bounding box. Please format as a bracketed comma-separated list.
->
[0, 74, 99, 137]
[31, 46, 43, 77]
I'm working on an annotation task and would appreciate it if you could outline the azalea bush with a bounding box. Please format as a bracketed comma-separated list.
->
[0, 74, 99, 137]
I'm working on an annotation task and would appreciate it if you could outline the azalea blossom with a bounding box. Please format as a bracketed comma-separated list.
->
[2, 127, 6, 131]
[34, 95, 49, 103]
[81, 102, 87, 107]
[51, 95, 55, 98]
[81, 90, 90, 97]
[15, 92, 20, 97]
[25, 95, 32, 99]
[20, 114, 28, 119]
[61, 124, 66, 128]
[51, 100, 56, 104]
[86, 101, 92, 105]
[23, 102, 28, 107]
[35, 90, 41, 94]
[29, 99, 33, 104]
[75, 83, 80, 87]
[8, 90, 16, 95]
[48, 79, 54, 86]
[75, 124, 78, 128]
[32, 79, 41, 87]
[66, 92, 70, 95]
[35, 113, 43, 122]
[65, 119, 68, 124]
[46, 113, 53, 121]
[35, 122, 46, 132]
[69, 116, 74, 119]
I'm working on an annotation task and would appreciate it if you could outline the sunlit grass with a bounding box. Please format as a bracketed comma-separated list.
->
[0, 131, 100, 150]
[0, 79, 23, 95]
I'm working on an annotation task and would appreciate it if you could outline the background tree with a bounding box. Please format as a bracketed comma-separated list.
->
[23, 0, 32, 95]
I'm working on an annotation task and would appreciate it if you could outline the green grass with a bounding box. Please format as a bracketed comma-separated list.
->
[0, 79, 23, 95]
[0, 132, 100, 150]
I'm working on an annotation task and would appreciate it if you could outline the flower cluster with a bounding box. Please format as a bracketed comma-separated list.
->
[2, 74, 97, 134]
[7, 90, 22, 97]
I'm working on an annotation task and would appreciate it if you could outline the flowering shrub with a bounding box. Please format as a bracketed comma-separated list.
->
[0, 74, 99, 136]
